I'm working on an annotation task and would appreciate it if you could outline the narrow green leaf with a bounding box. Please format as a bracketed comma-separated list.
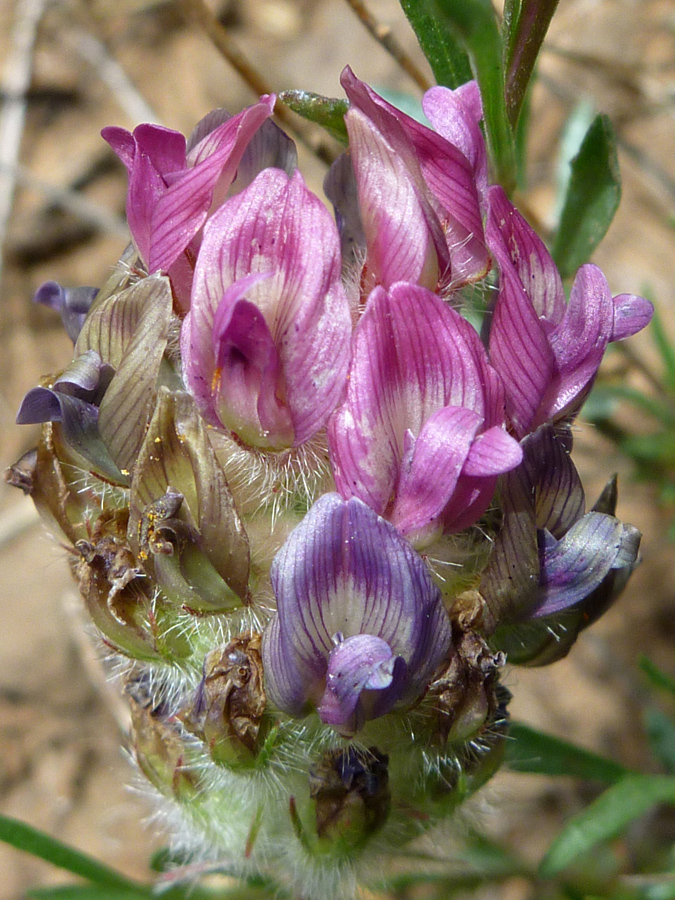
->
[398, 0, 471, 89]
[552, 114, 621, 278]
[506, 722, 630, 783]
[431, 0, 517, 192]
[503, 0, 561, 127]
[28, 887, 150, 900]
[540, 775, 675, 877]
[0, 815, 144, 891]
[640, 656, 675, 699]
[278, 91, 348, 144]
[645, 707, 675, 773]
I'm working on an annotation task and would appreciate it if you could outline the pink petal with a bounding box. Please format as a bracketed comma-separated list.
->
[148, 97, 275, 273]
[611, 292, 654, 341]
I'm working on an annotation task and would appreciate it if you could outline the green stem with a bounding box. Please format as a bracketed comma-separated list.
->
[504, 0, 561, 127]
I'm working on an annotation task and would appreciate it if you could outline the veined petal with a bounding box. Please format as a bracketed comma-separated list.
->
[103, 124, 187, 266]
[342, 67, 486, 285]
[330, 283, 504, 514]
[534, 512, 640, 617]
[390, 406, 482, 541]
[345, 108, 441, 290]
[318, 634, 406, 729]
[487, 186, 565, 324]
[539, 264, 613, 423]
[262, 494, 452, 727]
[610, 292, 654, 341]
[422, 81, 488, 201]
[463, 425, 523, 477]
[213, 296, 294, 450]
[148, 97, 275, 273]
[488, 215, 556, 437]
[184, 167, 351, 446]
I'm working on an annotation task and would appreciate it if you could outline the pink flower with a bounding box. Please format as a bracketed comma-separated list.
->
[486, 186, 654, 437]
[181, 168, 352, 451]
[328, 282, 522, 547]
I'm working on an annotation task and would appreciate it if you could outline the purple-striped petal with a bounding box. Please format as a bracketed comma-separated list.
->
[534, 512, 641, 617]
[341, 67, 487, 286]
[213, 295, 294, 450]
[330, 283, 515, 537]
[148, 98, 275, 273]
[486, 186, 565, 324]
[344, 107, 442, 291]
[182, 167, 351, 448]
[262, 494, 453, 732]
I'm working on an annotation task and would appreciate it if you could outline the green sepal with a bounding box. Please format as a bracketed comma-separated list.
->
[129, 388, 250, 610]
[279, 91, 349, 145]
[398, 0, 471, 89]
[552, 114, 621, 278]
[76, 275, 174, 474]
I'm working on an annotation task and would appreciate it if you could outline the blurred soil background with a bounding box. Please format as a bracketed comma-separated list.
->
[0, 0, 674, 896]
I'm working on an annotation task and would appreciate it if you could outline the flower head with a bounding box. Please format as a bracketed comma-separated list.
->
[262, 493, 453, 735]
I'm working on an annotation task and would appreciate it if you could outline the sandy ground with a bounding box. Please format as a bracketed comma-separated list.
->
[0, 0, 674, 896]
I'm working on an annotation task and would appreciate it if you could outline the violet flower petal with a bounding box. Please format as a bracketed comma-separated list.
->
[318, 634, 407, 728]
[213, 296, 294, 450]
[329, 283, 511, 530]
[486, 186, 566, 324]
[262, 494, 453, 729]
[345, 107, 443, 290]
[33, 281, 98, 342]
[611, 293, 655, 341]
[534, 512, 641, 617]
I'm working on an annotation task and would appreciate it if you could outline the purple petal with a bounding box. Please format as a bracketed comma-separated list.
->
[213, 294, 294, 449]
[330, 283, 506, 517]
[342, 67, 487, 286]
[318, 634, 406, 729]
[610, 292, 654, 341]
[422, 81, 488, 201]
[538, 264, 613, 423]
[230, 118, 297, 192]
[149, 97, 275, 273]
[33, 281, 98, 342]
[183, 167, 351, 446]
[103, 124, 187, 265]
[486, 186, 566, 324]
[487, 219, 556, 437]
[390, 406, 482, 542]
[534, 512, 641, 617]
[345, 107, 443, 290]
[324, 151, 366, 265]
[262, 494, 453, 726]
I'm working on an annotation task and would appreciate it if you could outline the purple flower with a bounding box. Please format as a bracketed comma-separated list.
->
[487, 186, 654, 438]
[16, 350, 122, 483]
[328, 283, 522, 547]
[180, 168, 352, 451]
[33, 281, 98, 342]
[102, 97, 286, 310]
[261, 493, 453, 736]
[480, 424, 641, 664]
[325, 68, 488, 295]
